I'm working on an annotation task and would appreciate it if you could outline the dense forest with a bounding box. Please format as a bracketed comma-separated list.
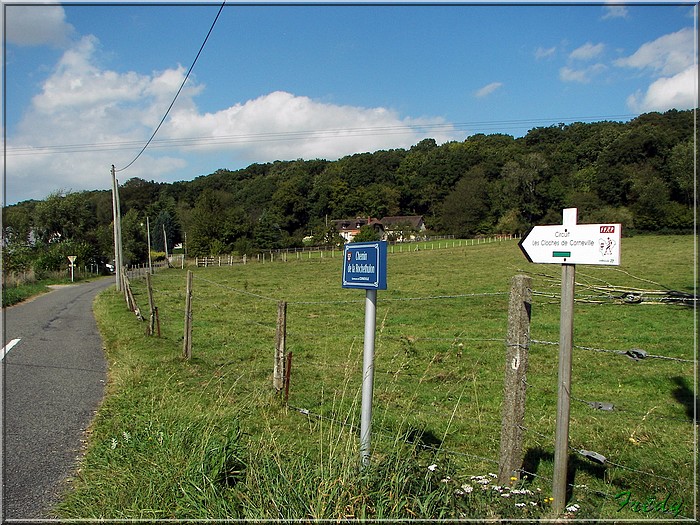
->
[2, 108, 695, 275]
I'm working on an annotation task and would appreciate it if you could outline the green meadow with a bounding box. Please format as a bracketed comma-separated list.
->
[56, 235, 696, 520]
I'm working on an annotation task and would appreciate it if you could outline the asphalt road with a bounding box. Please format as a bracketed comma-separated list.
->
[2, 277, 113, 520]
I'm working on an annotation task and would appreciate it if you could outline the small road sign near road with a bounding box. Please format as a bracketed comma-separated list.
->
[518, 223, 621, 265]
[68, 255, 77, 282]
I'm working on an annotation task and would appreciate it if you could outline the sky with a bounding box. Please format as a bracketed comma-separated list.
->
[2, 1, 698, 205]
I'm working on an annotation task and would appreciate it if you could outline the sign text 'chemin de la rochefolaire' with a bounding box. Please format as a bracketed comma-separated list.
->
[519, 223, 621, 265]
[342, 241, 388, 290]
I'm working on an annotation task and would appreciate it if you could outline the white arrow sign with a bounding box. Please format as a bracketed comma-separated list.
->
[519, 223, 621, 265]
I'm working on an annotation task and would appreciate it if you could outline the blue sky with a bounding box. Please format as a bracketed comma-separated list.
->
[3, 1, 697, 205]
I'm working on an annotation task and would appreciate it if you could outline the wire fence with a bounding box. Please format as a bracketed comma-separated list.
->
[125, 255, 696, 518]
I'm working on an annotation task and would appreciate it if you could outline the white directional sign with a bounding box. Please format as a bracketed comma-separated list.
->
[519, 223, 621, 265]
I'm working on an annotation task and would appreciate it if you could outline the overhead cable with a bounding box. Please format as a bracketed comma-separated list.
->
[6, 113, 637, 158]
[114, 1, 226, 173]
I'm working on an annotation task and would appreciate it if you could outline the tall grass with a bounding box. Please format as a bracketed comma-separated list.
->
[2, 270, 100, 307]
[56, 236, 696, 520]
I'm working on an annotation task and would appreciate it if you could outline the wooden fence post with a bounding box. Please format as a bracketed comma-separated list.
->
[146, 272, 156, 336]
[121, 268, 130, 309]
[122, 270, 143, 321]
[273, 301, 287, 393]
[498, 274, 532, 484]
[183, 270, 193, 359]
[284, 351, 293, 403]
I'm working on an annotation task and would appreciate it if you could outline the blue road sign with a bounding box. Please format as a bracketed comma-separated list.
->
[342, 241, 387, 290]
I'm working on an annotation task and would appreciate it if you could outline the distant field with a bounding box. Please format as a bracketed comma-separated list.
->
[57, 235, 696, 520]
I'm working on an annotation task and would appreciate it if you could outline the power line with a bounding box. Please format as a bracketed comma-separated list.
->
[5, 114, 637, 158]
[114, 1, 226, 173]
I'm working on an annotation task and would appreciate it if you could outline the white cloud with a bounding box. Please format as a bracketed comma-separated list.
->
[559, 64, 607, 83]
[5, 35, 459, 203]
[602, 5, 628, 20]
[569, 42, 605, 61]
[4, 5, 75, 47]
[535, 46, 556, 60]
[474, 82, 503, 98]
[614, 27, 697, 113]
[614, 27, 696, 76]
[626, 64, 698, 113]
[163, 90, 458, 162]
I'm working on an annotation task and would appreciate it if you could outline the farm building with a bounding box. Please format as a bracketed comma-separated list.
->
[332, 216, 426, 242]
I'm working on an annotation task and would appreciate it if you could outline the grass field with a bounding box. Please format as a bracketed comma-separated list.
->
[56, 235, 696, 520]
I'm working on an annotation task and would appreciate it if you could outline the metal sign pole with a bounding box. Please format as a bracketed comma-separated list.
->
[360, 288, 377, 467]
[68, 256, 77, 283]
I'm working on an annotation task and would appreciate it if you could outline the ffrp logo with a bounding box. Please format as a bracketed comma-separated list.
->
[600, 225, 616, 233]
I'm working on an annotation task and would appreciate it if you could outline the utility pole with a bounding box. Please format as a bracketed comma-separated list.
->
[111, 165, 122, 291]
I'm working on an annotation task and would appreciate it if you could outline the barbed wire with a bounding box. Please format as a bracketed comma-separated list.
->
[195, 275, 280, 302]
[530, 339, 695, 364]
[189, 273, 511, 306]
[518, 426, 688, 487]
[285, 291, 507, 306]
[291, 404, 696, 515]
[288, 404, 500, 466]
[522, 380, 696, 425]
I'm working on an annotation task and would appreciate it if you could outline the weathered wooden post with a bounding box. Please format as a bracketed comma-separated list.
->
[146, 272, 156, 336]
[284, 351, 293, 403]
[121, 268, 130, 309]
[273, 301, 287, 393]
[498, 274, 532, 484]
[183, 270, 193, 359]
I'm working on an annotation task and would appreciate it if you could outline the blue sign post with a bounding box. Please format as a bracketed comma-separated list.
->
[342, 241, 388, 290]
[342, 241, 387, 466]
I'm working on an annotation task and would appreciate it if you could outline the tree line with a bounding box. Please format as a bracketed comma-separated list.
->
[2, 108, 695, 275]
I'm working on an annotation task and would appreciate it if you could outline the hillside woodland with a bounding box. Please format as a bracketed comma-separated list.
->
[2, 109, 695, 275]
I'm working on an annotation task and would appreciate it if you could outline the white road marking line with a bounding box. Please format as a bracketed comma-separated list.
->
[1, 338, 21, 361]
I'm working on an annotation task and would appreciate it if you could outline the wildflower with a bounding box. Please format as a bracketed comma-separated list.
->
[122, 431, 131, 443]
[427, 464, 438, 472]
[566, 504, 580, 513]
[515, 503, 526, 508]
[489, 472, 498, 478]
[441, 477, 451, 483]
[511, 488, 533, 495]
[111, 438, 118, 449]
[530, 501, 538, 506]
[501, 492, 511, 498]
[510, 476, 518, 484]
[461, 484, 474, 494]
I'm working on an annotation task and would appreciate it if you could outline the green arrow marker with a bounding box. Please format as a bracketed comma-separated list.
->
[553, 251, 571, 258]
